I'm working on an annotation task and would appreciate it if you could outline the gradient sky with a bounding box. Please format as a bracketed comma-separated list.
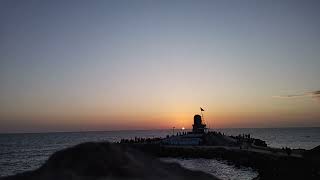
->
[1, 0, 320, 133]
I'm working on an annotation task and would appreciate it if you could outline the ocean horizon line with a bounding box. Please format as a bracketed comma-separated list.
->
[1, 126, 319, 135]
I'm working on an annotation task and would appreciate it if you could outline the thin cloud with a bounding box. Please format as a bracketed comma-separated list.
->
[273, 90, 320, 100]
[311, 90, 320, 101]
[311, 90, 320, 96]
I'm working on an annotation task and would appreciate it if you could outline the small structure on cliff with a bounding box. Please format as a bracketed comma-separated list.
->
[162, 114, 207, 145]
[192, 114, 206, 134]
[120, 111, 266, 148]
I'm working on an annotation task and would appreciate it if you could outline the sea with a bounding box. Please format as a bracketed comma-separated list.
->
[0, 127, 319, 180]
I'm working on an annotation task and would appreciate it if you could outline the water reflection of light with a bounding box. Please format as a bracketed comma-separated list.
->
[161, 158, 258, 180]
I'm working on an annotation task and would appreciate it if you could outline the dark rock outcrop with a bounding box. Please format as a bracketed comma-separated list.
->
[137, 145, 320, 180]
[1, 142, 218, 180]
[304, 145, 320, 174]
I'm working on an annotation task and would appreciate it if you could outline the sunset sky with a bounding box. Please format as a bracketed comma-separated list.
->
[1, 0, 320, 133]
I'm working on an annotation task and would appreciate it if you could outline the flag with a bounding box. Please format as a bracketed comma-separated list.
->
[200, 107, 204, 111]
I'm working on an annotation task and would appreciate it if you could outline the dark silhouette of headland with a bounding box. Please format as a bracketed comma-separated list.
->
[119, 113, 320, 180]
[2, 113, 320, 180]
[1, 142, 217, 180]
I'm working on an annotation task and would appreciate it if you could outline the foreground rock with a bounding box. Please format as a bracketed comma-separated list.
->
[1, 142, 218, 180]
[131, 144, 320, 180]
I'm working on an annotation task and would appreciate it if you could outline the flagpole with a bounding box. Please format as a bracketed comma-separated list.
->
[200, 107, 206, 132]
